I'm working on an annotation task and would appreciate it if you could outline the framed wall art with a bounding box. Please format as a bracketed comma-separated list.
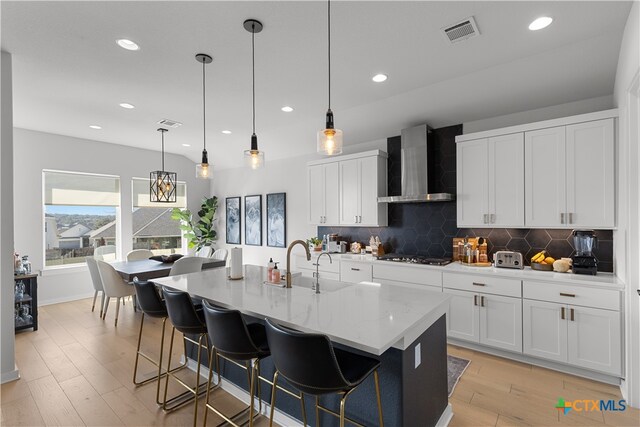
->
[225, 197, 241, 244]
[266, 192, 286, 248]
[244, 195, 262, 246]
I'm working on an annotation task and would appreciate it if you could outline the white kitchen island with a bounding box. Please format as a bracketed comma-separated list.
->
[153, 264, 452, 426]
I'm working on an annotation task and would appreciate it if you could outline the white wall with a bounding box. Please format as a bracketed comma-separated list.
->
[1, 51, 18, 383]
[13, 128, 210, 305]
[613, 1, 640, 408]
[211, 139, 386, 268]
[463, 95, 614, 134]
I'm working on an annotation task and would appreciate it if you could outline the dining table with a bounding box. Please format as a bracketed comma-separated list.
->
[110, 257, 226, 281]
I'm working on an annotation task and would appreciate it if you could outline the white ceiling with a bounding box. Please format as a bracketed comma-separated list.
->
[1, 1, 632, 169]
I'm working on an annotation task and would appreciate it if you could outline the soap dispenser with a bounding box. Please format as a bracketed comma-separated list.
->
[272, 263, 281, 284]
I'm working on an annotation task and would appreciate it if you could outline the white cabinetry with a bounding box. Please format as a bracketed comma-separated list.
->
[525, 118, 615, 228]
[443, 273, 522, 353]
[339, 155, 387, 226]
[308, 162, 339, 225]
[308, 151, 387, 227]
[457, 110, 617, 229]
[294, 254, 340, 281]
[372, 264, 442, 291]
[340, 261, 372, 284]
[522, 281, 621, 376]
[457, 134, 524, 227]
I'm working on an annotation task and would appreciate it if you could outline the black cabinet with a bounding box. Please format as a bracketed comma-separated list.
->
[14, 274, 38, 332]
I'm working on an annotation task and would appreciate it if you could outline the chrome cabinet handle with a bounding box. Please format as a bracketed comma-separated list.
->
[359, 215, 362, 223]
[480, 296, 485, 307]
[570, 308, 575, 321]
[472, 282, 486, 287]
[474, 295, 478, 306]
[354, 215, 357, 223]
[560, 292, 576, 298]
[483, 214, 488, 224]
[312, 263, 318, 266]
[569, 212, 573, 224]
[351, 268, 360, 271]
[560, 213, 565, 224]
[491, 214, 496, 224]
[561, 307, 565, 320]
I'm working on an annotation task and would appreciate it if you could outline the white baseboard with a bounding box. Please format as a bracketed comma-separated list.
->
[40, 292, 94, 306]
[1, 366, 20, 384]
[436, 403, 453, 427]
[184, 358, 303, 427]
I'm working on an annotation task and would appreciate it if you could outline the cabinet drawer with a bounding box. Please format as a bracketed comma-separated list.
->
[340, 261, 372, 283]
[295, 255, 340, 273]
[372, 264, 442, 287]
[300, 270, 340, 281]
[523, 281, 620, 311]
[443, 273, 521, 298]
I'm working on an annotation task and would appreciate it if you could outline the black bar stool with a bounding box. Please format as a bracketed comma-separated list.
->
[132, 279, 187, 405]
[162, 288, 220, 427]
[201, 301, 271, 427]
[265, 319, 384, 427]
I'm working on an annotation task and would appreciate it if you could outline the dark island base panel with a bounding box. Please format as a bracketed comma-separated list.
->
[186, 315, 449, 427]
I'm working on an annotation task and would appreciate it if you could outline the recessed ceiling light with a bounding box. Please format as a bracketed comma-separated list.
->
[222, 130, 232, 134]
[372, 74, 388, 83]
[116, 39, 140, 51]
[119, 102, 135, 109]
[529, 17, 553, 31]
[281, 106, 294, 112]
[89, 125, 102, 130]
[182, 143, 191, 147]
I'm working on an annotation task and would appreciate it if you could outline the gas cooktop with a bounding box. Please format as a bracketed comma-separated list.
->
[377, 254, 452, 266]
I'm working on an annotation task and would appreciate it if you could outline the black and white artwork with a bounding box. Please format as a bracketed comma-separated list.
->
[267, 192, 286, 248]
[244, 195, 262, 246]
[225, 197, 241, 244]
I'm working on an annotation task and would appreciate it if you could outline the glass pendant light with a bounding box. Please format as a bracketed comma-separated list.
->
[195, 53, 213, 179]
[150, 128, 177, 203]
[243, 19, 265, 170]
[317, 0, 342, 156]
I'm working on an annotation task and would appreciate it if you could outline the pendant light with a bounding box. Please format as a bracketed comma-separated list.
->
[195, 53, 213, 179]
[150, 128, 177, 203]
[243, 19, 265, 170]
[317, 0, 342, 156]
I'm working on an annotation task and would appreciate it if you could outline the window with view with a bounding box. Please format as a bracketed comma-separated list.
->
[44, 170, 120, 267]
[131, 178, 187, 256]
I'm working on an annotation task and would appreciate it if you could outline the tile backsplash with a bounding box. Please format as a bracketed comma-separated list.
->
[318, 124, 614, 272]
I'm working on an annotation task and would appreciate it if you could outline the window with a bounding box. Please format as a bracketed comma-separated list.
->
[44, 170, 120, 267]
[131, 178, 186, 255]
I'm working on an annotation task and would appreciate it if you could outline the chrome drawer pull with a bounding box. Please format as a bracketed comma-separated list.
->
[351, 268, 360, 271]
[560, 292, 576, 298]
[472, 282, 486, 287]
[312, 263, 318, 266]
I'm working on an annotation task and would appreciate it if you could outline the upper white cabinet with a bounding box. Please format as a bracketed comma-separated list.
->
[525, 119, 614, 228]
[457, 133, 524, 227]
[308, 150, 388, 227]
[307, 162, 339, 225]
[458, 110, 617, 229]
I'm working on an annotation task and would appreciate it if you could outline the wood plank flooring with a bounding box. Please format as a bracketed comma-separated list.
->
[1, 297, 638, 426]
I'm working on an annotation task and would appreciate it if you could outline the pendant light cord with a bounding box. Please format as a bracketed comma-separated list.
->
[328, 0, 331, 110]
[202, 60, 206, 151]
[161, 131, 165, 171]
[252, 23, 256, 135]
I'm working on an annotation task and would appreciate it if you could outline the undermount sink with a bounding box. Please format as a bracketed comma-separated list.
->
[290, 275, 350, 293]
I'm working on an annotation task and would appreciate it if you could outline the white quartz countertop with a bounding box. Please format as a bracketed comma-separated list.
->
[152, 265, 450, 356]
[319, 253, 625, 290]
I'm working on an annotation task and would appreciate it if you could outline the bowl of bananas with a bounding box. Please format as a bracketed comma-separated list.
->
[530, 250, 555, 271]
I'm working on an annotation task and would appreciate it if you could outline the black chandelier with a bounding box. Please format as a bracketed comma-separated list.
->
[150, 128, 177, 203]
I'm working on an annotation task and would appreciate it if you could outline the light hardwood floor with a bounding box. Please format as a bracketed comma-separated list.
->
[1, 297, 638, 426]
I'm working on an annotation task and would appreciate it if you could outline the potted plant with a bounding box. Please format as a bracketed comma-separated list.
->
[308, 237, 322, 251]
[171, 196, 218, 252]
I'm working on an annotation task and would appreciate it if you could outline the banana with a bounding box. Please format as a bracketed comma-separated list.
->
[531, 251, 546, 263]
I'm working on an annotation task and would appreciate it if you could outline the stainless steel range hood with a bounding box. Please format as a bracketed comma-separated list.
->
[378, 124, 455, 203]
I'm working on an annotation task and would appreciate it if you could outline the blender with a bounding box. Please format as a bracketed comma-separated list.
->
[572, 230, 598, 275]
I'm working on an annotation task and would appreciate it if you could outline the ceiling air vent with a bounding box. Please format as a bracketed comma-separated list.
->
[157, 118, 183, 128]
[441, 16, 480, 44]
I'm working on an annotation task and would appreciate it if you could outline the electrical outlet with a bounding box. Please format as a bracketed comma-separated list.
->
[414, 343, 421, 368]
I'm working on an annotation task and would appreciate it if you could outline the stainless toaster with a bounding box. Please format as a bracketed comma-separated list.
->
[494, 251, 524, 269]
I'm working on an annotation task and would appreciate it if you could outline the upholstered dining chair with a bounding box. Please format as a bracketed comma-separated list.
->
[195, 246, 214, 258]
[169, 256, 204, 276]
[96, 259, 137, 326]
[211, 248, 228, 262]
[126, 249, 154, 261]
[86, 256, 106, 317]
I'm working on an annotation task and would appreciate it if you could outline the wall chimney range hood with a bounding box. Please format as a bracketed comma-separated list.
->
[378, 124, 455, 203]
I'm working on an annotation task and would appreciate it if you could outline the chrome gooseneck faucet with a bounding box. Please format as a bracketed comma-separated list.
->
[315, 252, 332, 294]
[286, 240, 311, 288]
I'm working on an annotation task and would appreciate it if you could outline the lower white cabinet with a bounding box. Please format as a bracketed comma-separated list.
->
[340, 261, 372, 284]
[446, 289, 522, 353]
[523, 299, 621, 375]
